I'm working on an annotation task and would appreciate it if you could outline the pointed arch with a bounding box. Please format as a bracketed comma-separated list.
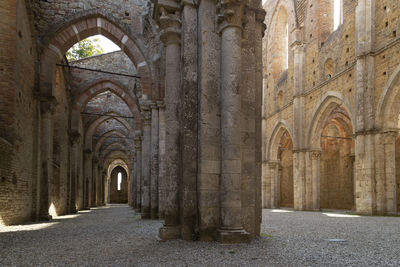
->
[376, 64, 400, 129]
[84, 112, 133, 150]
[39, 11, 156, 100]
[267, 119, 295, 161]
[72, 79, 142, 131]
[307, 92, 354, 149]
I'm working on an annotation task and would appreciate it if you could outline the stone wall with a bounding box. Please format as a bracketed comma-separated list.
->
[110, 166, 128, 203]
[0, 0, 38, 225]
[263, 0, 400, 215]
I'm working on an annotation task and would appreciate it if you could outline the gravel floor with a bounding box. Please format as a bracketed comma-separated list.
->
[0, 205, 399, 266]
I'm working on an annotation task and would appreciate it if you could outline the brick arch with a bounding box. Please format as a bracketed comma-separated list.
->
[265, 0, 298, 38]
[99, 142, 129, 163]
[307, 92, 354, 149]
[94, 130, 132, 157]
[103, 151, 130, 169]
[267, 120, 295, 161]
[85, 112, 133, 150]
[39, 11, 156, 99]
[376, 64, 400, 130]
[72, 80, 142, 131]
[107, 159, 129, 179]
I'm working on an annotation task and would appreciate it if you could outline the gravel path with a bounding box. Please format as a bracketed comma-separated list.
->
[0, 205, 399, 266]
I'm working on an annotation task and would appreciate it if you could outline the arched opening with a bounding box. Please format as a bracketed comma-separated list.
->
[333, 0, 342, 31]
[271, 6, 288, 81]
[320, 107, 354, 210]
[278, 90, 283, 108]
[278, 130, 293, 208]
[317, 0, 342, 41]
[110, 166, 128, 204]
[66, 35, 120, 61]
[324, 58, 334, 80]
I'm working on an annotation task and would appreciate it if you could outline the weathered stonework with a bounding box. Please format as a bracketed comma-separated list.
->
[262, 0, 400, 215]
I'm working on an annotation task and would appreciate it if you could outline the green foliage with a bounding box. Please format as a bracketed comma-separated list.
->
[66, 38, 104, 61]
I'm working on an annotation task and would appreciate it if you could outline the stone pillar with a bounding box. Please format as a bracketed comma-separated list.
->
[150, 103, 159, 219]
[216, 3, 249, 243]
[83, 149, 92, 209]
[141, 105, 152, 219]
[197, 0, 221, 240]
[93, 157, 100, 206]
[107, 177, 111, 204]
[130, 152, 136, 208]
[69, 131, 80, 213]
[384, 132, 397, 213]
[310, 150, 321, 210]
[291, 32, 307, 211]
[354, 0, 376, 215]
[268, 161, 280, 208]
[262, 161, 270, 208]
[134, 131, 142, 212]
[157, 101, 166, 219]
[158, 9, 182, 240]
[38, 96, 57, 221]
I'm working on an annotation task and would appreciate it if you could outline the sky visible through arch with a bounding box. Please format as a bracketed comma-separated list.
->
[90, 35, 120, 53]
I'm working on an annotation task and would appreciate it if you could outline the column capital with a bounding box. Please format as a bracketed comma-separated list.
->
[157, 100, 166, 109]
[267, 160, 280, 168]
[217, 0, 245, 32]
[158, 8, 181, 45]
[150, 102, 159, 110]
[309, 150, 322, 160]
[69, 131, 80, 145]
[39, 95, 58, 115]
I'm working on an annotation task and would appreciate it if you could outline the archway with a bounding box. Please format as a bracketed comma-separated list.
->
[110, 166, 128, 204]
[265, 120, 295, 208]
[307, 92, 355, 210]
[320, 107, 354, 209]
[377, 64, 400, 213]
[278, 130, 294, 208]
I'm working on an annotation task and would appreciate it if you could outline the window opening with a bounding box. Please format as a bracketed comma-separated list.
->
[117, 172, 122, 191]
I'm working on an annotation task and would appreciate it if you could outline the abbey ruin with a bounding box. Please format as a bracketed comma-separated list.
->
[0, 0, 400, 265]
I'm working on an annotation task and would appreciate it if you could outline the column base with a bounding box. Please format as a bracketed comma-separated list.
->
[38, 214, 52, 222]
[141, 212, 151, 219]
[158, 225, 180, 240]
[151, 208, 159, 220]
[216, 228, 250, 244]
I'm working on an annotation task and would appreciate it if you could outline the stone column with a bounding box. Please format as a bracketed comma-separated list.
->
[310, 150, 321, 210]
[268, 161, 280, 208]
[107, 177, 111, 204]
[69, 131, 80, 213]
[383, 132, 397, 213]
[93, 157, 100, 206]
[134, 131, 142, 212]
[216, 3, 249, 243]
[158, 8, 182, 240]
[38, 96, 57, 221]
[150, 103, 159, 219]
[261, 161, 271, 208]
[83, 149, 92, 209]
[354, 0, 376, 215]
[141, 105, 152, 219]
[157, 101, 166, 219]
[130, 152, 136, 208]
